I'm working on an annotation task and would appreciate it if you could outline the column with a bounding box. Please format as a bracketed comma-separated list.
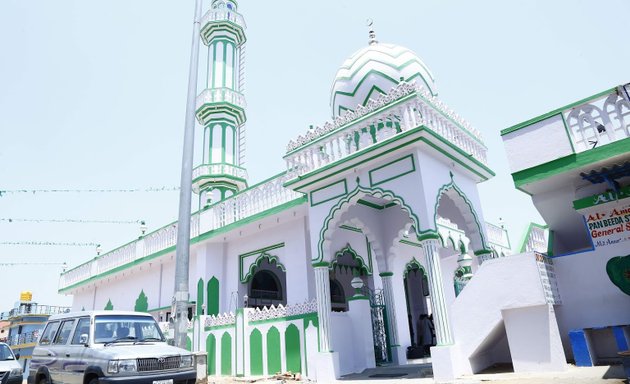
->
[421, 239, 454, 345]
[313, 263, 332, 352]
[379, 272, 399, 347]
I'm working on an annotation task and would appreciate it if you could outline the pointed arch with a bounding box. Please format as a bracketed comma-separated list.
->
[207, 277, 219, 316]
[317, 184, 422, 265]
[433, 180, 488, 252]
[197, 278, 204, 316]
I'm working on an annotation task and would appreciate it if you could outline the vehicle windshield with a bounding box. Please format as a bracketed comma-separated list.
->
[0, 344, 15, 360]
[94, 315, 165, 344]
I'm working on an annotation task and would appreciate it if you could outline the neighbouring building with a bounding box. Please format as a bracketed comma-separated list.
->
[5, 292, 71, 378]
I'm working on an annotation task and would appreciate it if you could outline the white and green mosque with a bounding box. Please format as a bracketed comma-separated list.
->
[59, 1, 630, 382]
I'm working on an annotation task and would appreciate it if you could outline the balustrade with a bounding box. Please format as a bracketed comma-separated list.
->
[60, 174, 302, 291]
[285, 81, 487, 177]
[200, 9, 246, 30]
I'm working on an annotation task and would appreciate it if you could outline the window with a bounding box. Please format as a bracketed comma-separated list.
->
[71, 317, 91, 345]
[330, 279, 347, 312]
[54, 320, 76, 345]
[94, 315, 164, 344]
[39, 321, 61, 345]
[249, 270, 283, 308]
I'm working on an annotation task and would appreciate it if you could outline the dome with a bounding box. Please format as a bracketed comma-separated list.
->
[330, 43, 437, 118]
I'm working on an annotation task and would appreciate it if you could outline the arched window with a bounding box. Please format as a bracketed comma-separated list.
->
[330, 279, 347, 312]
[249, 270, 284, 308]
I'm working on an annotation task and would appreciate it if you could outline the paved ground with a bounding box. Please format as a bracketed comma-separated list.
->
[210, 364, 628, 383]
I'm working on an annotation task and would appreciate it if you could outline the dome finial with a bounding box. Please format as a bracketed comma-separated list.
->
[366, 19, 378, 45]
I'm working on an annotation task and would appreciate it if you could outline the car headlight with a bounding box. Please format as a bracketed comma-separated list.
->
[10, 367, 23, 377]
[107, 359, 137, 373]
[180, 355, 193, 368]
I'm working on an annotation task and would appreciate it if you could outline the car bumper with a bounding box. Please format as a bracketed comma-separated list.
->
[97, 370, 197, 384]
[6, 376, 23, 384]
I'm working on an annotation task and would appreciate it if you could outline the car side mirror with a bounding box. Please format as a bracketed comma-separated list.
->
[15, 353, 20, 360]
[80, 334, 89, 345]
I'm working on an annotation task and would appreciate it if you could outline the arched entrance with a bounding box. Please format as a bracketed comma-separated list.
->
[403, 260, 434, 359]
[247, 257, 286, 308]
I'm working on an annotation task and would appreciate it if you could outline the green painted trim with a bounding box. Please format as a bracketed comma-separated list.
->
[249, 328, 263, 376]
[501, 87, 616, 136]
[207, 277, 219, 316]
[357, 199, 388, 210]
[204, 323, 236, 331]
[312, 261, 330, 268]
[473, 249, 493, 255]
[240, 249, 287, 284]
[249, 312, 317, 326]
[339, 224, 362, 233]
[309, 179, 348, 207]
[285, 324, 302, 374]
[59, 197, 306, 293]
[368, 154, 416, 187]
[315, 184, 423, 263]
[433, 179, 489, 250]
[221, 331, 232, 376]
[512, 137, 630, 189]
[285, 126, 494, 191]
[266, 326, 281, 375]
[573, 186, 630, 210]
[517, 222, 549, 253]
[347, 295, 369, 301]
[399, 239, 422, 248]
[333, 244, 371, 275]
[547, 229, 555, 257]
[417, 231, 440, 242]
[403, 258, 426, 278]
[379, 272, 394, 277]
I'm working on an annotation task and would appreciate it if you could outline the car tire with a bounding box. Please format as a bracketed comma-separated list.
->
[37, 376, 51, 384]
[88, 377, 99, 384]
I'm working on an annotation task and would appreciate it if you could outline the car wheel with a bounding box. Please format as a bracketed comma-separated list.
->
[37, 376, 51, 384]
[88, 377, 99, 384]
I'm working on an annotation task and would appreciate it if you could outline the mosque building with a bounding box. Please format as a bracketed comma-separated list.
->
[58, 1, 629, 381]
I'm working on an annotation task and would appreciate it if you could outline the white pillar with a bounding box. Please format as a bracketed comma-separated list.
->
[314, 263, 332, 352]
[379, 272, 399, 347]
[421, 238, 454, 345]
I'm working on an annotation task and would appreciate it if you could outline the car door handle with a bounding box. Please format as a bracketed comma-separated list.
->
[66, 354, 70, 357]
[48, 353, 52, 356]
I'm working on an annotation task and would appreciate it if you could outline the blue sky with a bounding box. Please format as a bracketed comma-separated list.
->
[1, 0, 629, 311]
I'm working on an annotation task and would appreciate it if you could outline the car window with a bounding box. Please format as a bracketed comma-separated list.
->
[39, 321, 61, 345]
[0, 344, 15, 360]
[71, 317, 91, 345]
[53, 319, 76, 345]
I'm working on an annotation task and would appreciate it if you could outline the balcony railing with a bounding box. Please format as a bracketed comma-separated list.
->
[8, 304, 71, 319]
[200, 9, 246, 30]
[284, 81, 487, 177]
[60, 173, 303, 291]
[192, 163, 248, 185]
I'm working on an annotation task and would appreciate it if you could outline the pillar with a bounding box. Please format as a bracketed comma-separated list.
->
[421, 238, 454, 345]
[313, 263, 332, 352]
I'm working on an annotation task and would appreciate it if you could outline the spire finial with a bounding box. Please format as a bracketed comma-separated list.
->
[367, 19, 378, 45]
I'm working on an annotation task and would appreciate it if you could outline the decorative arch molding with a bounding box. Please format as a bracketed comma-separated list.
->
[433, 179, 488, 252]
[239, 242, 286, 283]
[333, 243, 372, 275]
[403, 258, 427, 278]
[316, 184, 422, 265]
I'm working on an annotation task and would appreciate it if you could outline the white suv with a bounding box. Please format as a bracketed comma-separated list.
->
[28, 311, 196, 384]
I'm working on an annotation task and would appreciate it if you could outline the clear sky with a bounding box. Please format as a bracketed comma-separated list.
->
[1, 0, 628, 312]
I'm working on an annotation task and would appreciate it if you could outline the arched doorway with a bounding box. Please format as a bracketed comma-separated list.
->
[403, 261, 434, 359]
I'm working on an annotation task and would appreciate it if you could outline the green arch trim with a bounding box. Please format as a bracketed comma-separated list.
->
[249, 329, 263, 375]
[104, 299, 113, 310]
[241, 252, 286, 283]
[316, 184, 422, 264]
[206, 333, 217, 375]
[433, 180, 488, 251]
[267, 326, 281, 375]
[207, 277, 219, 316]
[333, 244, 371, 275]
[197, 279, 204, 316]
[285, 324, 302, 374]
[221, 332, 232, 376]
[403, 258, 427, 278]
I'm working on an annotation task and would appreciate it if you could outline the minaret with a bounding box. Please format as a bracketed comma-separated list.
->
[194, 0, 247, 206]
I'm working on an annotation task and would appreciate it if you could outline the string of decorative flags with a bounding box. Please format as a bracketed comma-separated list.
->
[0, 241, 99, 247]
[0, 186, 179, 197]
[0, 262, 66, 267]
[0, 218, 141, 224]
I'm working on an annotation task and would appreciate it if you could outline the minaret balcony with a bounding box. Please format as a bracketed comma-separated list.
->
[200, 9, 246, 46]
[196, 87, 246, 126]
[192, 163, 248, 193]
